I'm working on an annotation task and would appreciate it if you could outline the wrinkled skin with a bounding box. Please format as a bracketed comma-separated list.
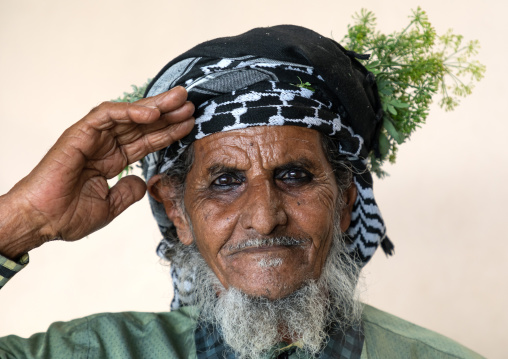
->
[0, 87, 195, 259]
[151, 126, 356, 300]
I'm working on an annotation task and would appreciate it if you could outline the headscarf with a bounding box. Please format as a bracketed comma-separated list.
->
[141, 25, 393, 309]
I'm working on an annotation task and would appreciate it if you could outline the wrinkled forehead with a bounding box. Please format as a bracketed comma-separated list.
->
[191, 125, 329, 172]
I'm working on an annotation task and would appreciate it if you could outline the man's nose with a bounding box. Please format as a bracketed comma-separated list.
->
[239, 179, 287, 235]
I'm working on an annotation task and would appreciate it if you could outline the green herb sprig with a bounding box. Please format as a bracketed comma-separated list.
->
[113, 82, 150, 103]
[290, 76, 315, 92]
[341, 7, 485, 177]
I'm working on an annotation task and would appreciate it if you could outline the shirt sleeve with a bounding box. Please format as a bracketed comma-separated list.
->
[0, 253, 29, 289]
[0, 310, 199, 359]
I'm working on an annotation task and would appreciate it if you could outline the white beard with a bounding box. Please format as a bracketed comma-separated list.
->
[171, 224, 363, 359]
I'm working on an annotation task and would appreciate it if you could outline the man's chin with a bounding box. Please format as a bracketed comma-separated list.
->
[216, 257, 319, 300]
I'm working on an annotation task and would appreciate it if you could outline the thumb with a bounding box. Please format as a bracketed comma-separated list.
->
[108, 175, 147, 220]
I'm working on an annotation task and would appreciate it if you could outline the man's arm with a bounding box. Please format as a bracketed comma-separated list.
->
[0, 86, 194, 262]
[0, 309, 199, 359]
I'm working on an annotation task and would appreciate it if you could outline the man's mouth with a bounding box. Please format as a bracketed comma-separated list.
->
[224, 237, 309, 256]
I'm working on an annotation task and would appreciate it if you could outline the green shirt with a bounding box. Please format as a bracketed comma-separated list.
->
[0, 254, 484, 358]
[0, 305, 484, 358]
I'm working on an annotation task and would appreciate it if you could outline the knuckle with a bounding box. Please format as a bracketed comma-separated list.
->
[91, 101, 113, 112]
[143, 135, 156, 154]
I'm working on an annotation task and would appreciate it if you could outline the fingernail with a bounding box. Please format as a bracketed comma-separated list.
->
[175, 85, 188, 94]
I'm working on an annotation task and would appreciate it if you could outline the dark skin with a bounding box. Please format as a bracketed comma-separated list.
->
[0, 87, 356, 304]
[0, 86, 195, 259]
[149, 126, 357, 300]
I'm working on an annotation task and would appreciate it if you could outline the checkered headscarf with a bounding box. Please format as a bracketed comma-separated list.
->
[142, 25, 393, 309]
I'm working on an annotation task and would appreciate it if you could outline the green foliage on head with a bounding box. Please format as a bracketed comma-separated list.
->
[113, 82, 151, 103]
[341, 7, 485, 177]
[114, 8, 485, 179]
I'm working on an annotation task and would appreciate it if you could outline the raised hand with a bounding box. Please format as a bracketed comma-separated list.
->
[0, 86, 194, 259]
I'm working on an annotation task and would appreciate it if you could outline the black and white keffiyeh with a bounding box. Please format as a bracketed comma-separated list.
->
[141, 25, 393, 309]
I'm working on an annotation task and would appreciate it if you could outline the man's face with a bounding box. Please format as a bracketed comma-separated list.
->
[171, 126, 349, 300]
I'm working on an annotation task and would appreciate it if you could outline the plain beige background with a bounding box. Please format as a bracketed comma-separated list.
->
[0, 0, 506, 357]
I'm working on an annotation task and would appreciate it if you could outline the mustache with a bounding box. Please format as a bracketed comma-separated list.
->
[225, 236, 310, 252]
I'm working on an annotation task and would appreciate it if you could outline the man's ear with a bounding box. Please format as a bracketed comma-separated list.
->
[339, 183, 357, 233]
[147, 174, 194, 245]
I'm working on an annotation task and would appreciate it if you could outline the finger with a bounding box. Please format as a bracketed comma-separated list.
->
[121, 117, 195, 164]
[84, 102, 162, 132]
[158, 100, 195, 124]
[83, 92, 193, 135]
[134, 86, 189, 114]
[113, 101, 195, 141]
[76, 86, 190, 134]
[86, 117, 195, 178]
[107, 175, 147, 219]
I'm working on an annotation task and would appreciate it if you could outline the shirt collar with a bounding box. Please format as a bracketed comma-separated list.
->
[194, 318, 364, 358]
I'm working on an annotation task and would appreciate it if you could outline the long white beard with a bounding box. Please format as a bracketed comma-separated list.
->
[172, 225, 363, 359]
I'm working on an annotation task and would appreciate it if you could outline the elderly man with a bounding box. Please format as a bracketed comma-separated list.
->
[0, 26, 481, 358]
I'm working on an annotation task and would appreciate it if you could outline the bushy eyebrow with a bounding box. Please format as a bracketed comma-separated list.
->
[275, 158, 317, 173]
[206, 157, 318, 177]
[207, 164, 242, 177]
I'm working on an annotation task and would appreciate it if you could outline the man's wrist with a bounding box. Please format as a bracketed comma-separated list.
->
[0, 191, 45, 259]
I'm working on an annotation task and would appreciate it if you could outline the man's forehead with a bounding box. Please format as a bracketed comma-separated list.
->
[192, 126, 326, 170]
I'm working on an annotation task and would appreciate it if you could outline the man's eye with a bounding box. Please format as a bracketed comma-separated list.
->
[212, 174, 243, 187]
[282, 170, 307, 179]
[277, 169, 312, 183]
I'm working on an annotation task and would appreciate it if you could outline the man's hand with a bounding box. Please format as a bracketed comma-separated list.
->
[0, 86, 194, 259]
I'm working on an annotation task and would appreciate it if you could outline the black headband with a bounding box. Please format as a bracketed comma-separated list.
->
[146, 25, 383, 155]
